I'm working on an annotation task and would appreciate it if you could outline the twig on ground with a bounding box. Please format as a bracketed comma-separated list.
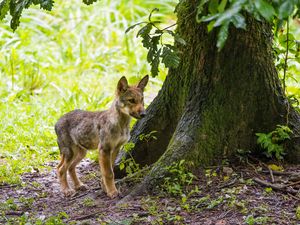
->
[253, 177, 298, 194]
[53, 189, 95, 206]
[268, 167, 275, 183]
[287, 193, 300, 201]
[246, 160, 261, 177]
[261, 170, 298, 176]
[68, 191, 91, 201]
[0, 184, 19, 189]
[217, 178, 237, 190]
[283, 180, 300, 188]
[5, 211, 24, 216]
[73, 210, 125, 224]
[72, 210, 102, 221]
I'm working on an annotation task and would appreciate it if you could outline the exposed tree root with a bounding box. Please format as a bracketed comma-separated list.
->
[119, 102, 202, 203]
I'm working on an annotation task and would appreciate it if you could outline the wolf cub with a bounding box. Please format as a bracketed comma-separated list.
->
[55, 75, 149, 198]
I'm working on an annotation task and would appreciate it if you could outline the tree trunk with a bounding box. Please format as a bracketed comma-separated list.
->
[116, 0, 300, 194]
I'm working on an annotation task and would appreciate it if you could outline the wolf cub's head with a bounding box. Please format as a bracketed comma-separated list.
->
[116, 75, 149, 119]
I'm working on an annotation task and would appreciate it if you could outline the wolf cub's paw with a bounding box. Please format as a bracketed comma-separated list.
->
[75, 183, 88, 191]
[107, 190, 119, 199]
[63, 188, 76, 197]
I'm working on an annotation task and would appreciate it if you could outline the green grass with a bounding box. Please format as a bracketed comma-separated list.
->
[0, 0, 177, 184]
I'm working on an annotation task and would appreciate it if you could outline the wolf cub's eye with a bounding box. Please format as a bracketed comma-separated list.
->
[128, 99, 136, 104]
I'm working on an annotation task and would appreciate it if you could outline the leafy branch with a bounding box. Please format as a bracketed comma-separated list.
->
[126, 8, 185, 77]
[0, 0, 99, 31]
[197, 0, 300, 51]
[0, 0, 54, 30]
[273, 18, 300, 114]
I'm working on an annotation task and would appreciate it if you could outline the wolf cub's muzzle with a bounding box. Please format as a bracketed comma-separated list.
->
[131, 110, 146, 119]
[140, 111, 146, 118]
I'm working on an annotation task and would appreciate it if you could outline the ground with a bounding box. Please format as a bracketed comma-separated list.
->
[0, 158, 299, 225]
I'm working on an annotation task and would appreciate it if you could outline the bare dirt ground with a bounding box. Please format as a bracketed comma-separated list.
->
[1, 158, 300, 224]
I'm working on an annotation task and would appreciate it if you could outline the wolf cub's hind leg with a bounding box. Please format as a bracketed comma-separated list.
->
[68, 147, 88, 191]
[57, 149, 76, 197]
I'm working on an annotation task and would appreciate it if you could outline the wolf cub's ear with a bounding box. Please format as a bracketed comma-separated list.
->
[137, 75, 149, 91]
[117, 76, 128, 94]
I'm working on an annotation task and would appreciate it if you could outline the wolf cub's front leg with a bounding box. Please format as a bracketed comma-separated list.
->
[99, 147, 118, 198]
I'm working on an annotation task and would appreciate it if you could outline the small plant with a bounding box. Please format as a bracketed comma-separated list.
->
[163, 159, 195, 196]
[139, 130, 157, 142]
[245, 215, 269, 225]
[236, 149, 252, 162]
[83, 197, 95, 207]
[42, 211, 69, 225]
[31, 181, 42, 188]
[140, 197, 185, 224]
[119, 131, 158, 176]
[296, 206, 300, 220]
[256, 125, 293, 160]
[119, 142, 140, 176]
[19, 196, 34, 208]
[0, 198, 18, 211]
[207, 196, 224, 209]
[264, 187, 273, 194]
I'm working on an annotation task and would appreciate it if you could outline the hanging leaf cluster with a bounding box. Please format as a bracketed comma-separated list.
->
[274, 24, 300, 110]
[274, 29, 300, 74]
[126, 8, 185, 77]
[197, 0, 300, 51]
[0, 0, 54, 30]
[0, 0, 99, 30]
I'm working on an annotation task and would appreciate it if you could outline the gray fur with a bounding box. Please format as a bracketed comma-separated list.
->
[55, 101, 131, 158]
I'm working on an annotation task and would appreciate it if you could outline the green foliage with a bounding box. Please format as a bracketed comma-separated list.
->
[256, 125, 293, 160]
[207, 196, 224, 209]
[296, 205, 300, 220]
[82, 0, 97, 5]
[0, 0, 55, 30]
[0, 198, 18, 211]
[19, 196, 34, 208]
[138, 130, 157, 142]
[273, 19, 300, 111]
[163, 159, 195, 196]
[264, 187, 273, 194]
[139, 197, 184, 224]
[38, 211, 68, 225]
[119, 131, 158, 175]
[82, 197, 95, 207]
[197, 0, 300, 50]
[1, 210, 68, 225]
[126, 8, 185, 76]
[245, 215, 269, 225]
[119, 142, 140, 175]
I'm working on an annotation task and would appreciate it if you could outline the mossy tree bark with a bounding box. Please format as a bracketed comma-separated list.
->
[115, 0, 300, 194]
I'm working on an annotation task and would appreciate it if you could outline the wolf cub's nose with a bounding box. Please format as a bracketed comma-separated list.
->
[140, 112, 146, 118]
